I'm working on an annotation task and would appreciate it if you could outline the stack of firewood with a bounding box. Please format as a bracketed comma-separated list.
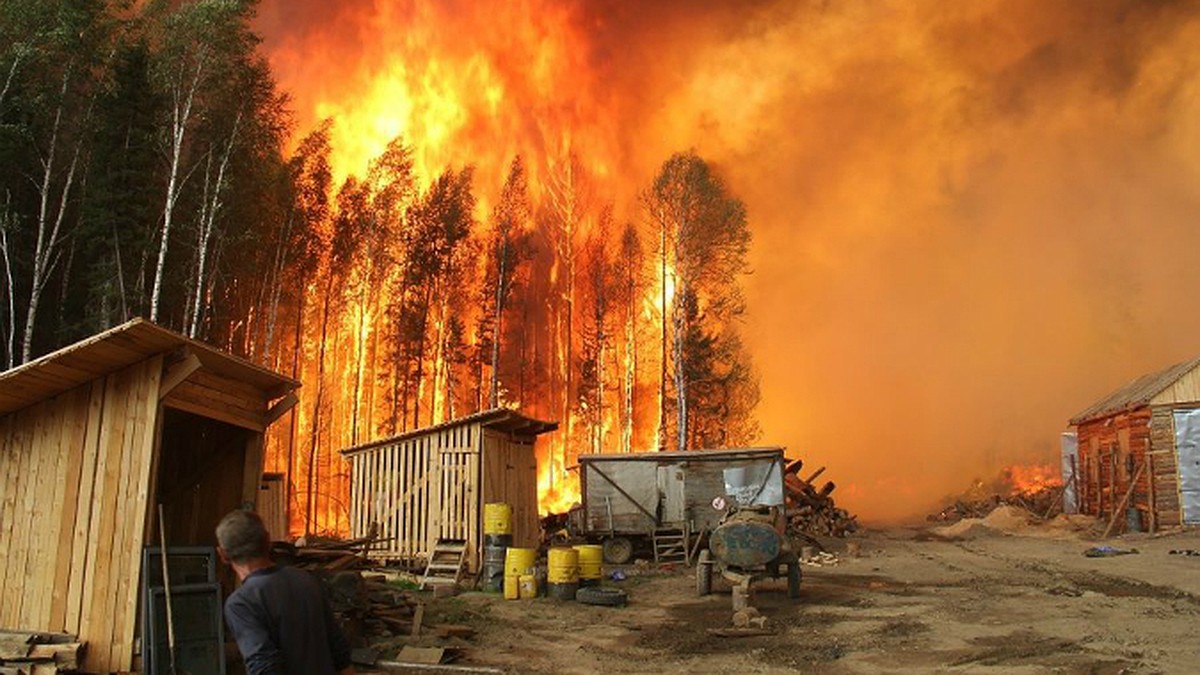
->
[271, 534, 422, 641]
[927, 480, 1064, 523]
[783, 459, 859, 537]
[0, 632, 84, 674]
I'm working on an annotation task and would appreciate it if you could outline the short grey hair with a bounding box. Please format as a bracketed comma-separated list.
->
[216, 509, 270, 562]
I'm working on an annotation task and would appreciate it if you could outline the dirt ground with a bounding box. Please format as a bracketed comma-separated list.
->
[399, 516, 1200, 674]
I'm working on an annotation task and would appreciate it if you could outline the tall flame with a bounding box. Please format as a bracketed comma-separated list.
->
[257, 0, 1200, 528]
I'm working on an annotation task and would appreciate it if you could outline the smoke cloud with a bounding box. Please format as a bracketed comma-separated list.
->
[257, 0, 1200, 521]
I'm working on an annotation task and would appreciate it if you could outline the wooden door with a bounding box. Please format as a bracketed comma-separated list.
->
[657, 464, 686, 526]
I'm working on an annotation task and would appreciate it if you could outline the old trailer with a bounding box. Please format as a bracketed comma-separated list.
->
[572, 447, 785, 564]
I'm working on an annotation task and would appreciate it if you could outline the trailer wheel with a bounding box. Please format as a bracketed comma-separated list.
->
[697, 550, 713, 596]
[787, 557, 802, 599]
[602, 536, 633, 565]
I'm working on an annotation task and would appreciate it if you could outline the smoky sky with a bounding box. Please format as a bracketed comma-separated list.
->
[257, 0, 1200, 520]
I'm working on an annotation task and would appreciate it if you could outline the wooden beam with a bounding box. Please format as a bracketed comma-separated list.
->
[158, 352, 201, 401]
[265, 393, 299, 427]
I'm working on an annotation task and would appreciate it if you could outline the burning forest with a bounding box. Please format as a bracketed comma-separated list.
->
[3, 0, 1200, 533]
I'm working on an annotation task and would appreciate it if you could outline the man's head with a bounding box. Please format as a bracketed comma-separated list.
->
[216, 509, 271, 564]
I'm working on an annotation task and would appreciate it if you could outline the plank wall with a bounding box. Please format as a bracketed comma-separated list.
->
[1149, 407, 1183, 528]
[1076, 409, 1153, 530]
[0, 356, 162, 673]
[480, 431, 539, 548]
[348, 422, 542, 571]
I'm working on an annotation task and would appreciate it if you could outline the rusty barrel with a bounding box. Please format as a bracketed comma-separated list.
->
[546, 547, 580, 600]
[573, 544, 603, 586]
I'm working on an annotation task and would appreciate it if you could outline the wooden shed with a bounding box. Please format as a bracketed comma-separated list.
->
[0, 318, 298, 673]
[1069, 356, 1200, 532]
[342, 409, 557, 572]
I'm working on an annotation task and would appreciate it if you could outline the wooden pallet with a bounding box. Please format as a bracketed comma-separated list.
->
[653, 527, 690, 565]
[421, 539, 468, 589]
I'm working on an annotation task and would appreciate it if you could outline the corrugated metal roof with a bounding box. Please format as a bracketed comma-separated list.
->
[340, 407, 558, 455]
[0, 318, 298, 416]
[578, 447, 785, 463]
[1069, 356, 1200, 425]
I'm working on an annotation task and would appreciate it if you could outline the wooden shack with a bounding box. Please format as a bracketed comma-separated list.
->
[342, 409, 557, 572]
[0, 319, 298, 673]
[1069, 356, 1200, 532]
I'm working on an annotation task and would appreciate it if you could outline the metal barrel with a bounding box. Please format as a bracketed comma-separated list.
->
[573, 544, 603, 586]
[484, 533, 513, 548]
[546, 547, 580, 600]
[481, 543, 507, 593]
[483, 503, 513, 536]
[504, 547, 537, 577]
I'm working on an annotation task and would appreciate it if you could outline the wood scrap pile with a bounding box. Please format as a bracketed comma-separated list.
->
[783, 459, 859, 537]
[927, 470, 1066, 523]
[271, 533, 422, 642]
[0, 631, 83, 674]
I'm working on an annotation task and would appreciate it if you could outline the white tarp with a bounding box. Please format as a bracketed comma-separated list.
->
[1173, 409, 1200, 524]
[723, 460, 784, 507]
[1060, 432, 1079, 515]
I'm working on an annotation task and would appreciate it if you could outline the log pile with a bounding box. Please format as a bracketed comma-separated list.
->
[271, 534, 422, 641]
[0, 631, 84, 674]
[783, 459, 859, 537]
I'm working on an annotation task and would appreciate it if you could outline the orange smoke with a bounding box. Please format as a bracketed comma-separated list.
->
[257, 1, 1200, 523]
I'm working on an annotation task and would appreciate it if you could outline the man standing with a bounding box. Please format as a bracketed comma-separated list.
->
[215, 510, 354, 675]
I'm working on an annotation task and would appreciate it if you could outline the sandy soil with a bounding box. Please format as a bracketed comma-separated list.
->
[400, 517, 1200, 674]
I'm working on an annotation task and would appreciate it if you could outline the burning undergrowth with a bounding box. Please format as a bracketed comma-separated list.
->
[927, 464, 1065, 524]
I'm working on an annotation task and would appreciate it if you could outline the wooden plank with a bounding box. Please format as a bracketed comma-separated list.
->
[158, 352, 202, 401]
[49, 388, 91, 629]
[0, 413, 15, 606]
[113, 358, 161, 671]
[64, 380, 104, 635]
[0, 407, 33, 626]
[27, 395, 68, 628]
[78, 367, 131, 673]
[106, 362, 143, 669]
[163, 393, 264, 432]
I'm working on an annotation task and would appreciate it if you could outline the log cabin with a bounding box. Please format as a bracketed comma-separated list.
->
[1069, 356, 1200, 533]
[0, 318, 298, 672]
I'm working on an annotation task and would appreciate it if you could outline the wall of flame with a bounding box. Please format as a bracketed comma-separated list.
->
[255, 0, 1200, 526]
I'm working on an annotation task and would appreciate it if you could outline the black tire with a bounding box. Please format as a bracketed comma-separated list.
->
[602, 536, 633, 565]
[697, 549, 713, 596]
[787, 558, 802, 599]
[576, 586, 627, 607]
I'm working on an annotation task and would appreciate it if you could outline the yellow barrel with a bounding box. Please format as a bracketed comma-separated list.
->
[547, 547, 580, 584]
[574, 544, 603, 584]
[484, 503, 513, 536]
[505, 547, 537, 577]
[518, 574, 538, 599]
[504, 575, 520, 600]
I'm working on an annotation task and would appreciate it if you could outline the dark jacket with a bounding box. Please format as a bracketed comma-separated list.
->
[224, 565, 351, 675]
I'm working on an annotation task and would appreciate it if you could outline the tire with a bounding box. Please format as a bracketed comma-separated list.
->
[787, 558, 802, 599]
[697, 549, 713, 596]
[576, 586, 627, 607]
[602, 536, 633, 565]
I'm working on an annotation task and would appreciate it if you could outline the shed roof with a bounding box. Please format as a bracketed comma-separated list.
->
[578, 447, 785, 463]
[1069, 356, 1200, 425]
[341, 408, 558, 455]
[0, 318, 298, 416]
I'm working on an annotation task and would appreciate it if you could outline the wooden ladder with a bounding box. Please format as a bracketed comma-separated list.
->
[421, 539, 468, 590]
[652, 526, 690, 565]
